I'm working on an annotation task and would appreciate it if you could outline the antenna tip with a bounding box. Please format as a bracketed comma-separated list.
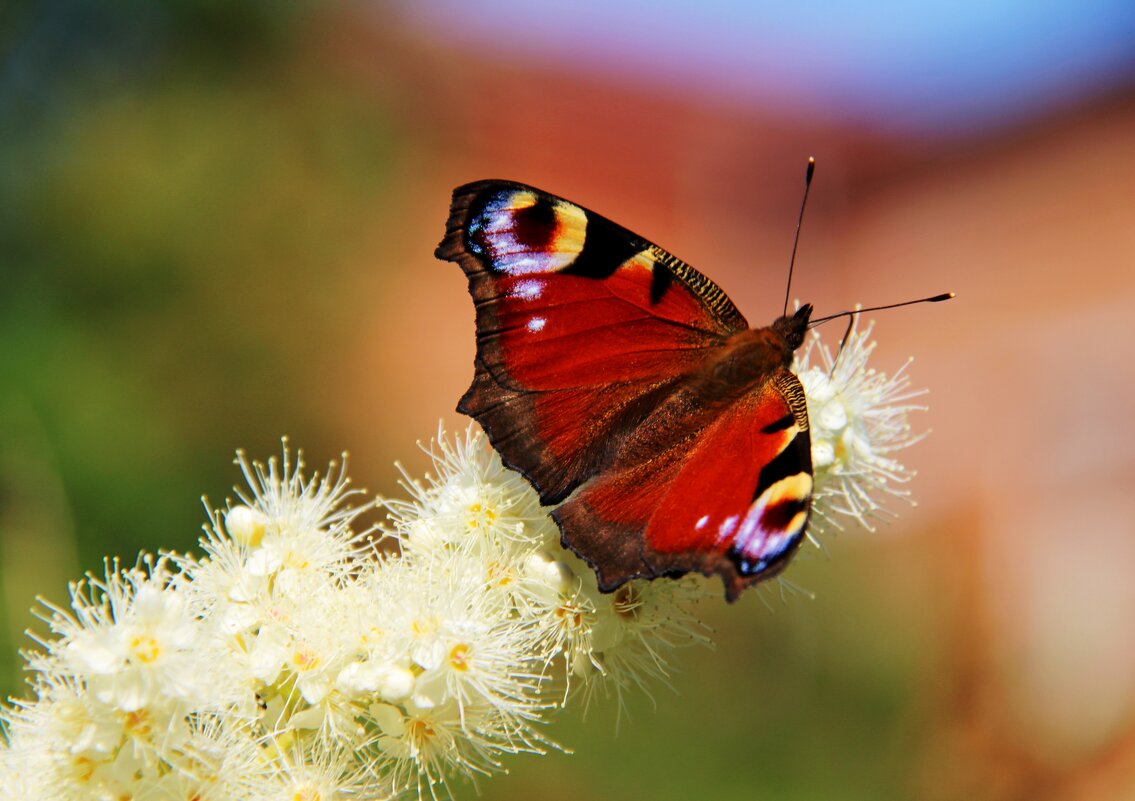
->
[930, 292, 956, 302]
[805, 157, 816, 181]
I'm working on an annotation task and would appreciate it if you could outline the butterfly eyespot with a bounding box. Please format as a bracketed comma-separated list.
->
[759, 498, 810, 534]
[468, 190, 587, 275]
[728, 474, 812, 576]
[506, 190, 539, 211]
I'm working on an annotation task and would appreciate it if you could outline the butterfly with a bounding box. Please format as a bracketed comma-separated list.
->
[436, 179, 816, 602]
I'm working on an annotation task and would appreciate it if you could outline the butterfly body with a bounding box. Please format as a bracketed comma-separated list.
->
[437, 180, 814, 601]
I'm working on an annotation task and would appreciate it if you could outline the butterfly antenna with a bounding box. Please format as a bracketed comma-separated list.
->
[783, 156, 816, 317]
[810, 292, 955, 363]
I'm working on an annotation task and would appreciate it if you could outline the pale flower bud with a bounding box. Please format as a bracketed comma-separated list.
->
[225, 505, 267, 546]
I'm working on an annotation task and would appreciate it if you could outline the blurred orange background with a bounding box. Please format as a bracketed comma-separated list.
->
[2, 2, 1134, 799]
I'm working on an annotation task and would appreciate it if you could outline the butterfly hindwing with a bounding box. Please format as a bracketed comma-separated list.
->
[555, 368, 812, 601]
[437, 180, 750, 504]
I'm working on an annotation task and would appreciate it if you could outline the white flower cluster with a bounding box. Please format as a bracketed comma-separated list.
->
[0, 323, 927, 801]
[793, 317, 928, 535]
[0, 433, 709, 800]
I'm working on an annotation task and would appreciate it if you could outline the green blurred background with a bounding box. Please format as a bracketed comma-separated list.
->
[3, 1, 1134, 799]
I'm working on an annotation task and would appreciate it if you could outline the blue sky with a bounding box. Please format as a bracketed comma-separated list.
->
[402, 0, 1135, 133]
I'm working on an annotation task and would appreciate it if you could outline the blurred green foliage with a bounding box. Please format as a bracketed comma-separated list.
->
[1, 0, 402, 697]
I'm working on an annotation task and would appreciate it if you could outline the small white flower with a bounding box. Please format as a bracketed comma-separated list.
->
[233, 442, 376, 580]
[387, 424, 558, 558]
[374, 700, 515, 797]
[236, 740, 376, 801]
[369, 552, 549, 731]
[37, 558, 203, 715]
[794, 317, 929, 533]
[176, 717, 273, 801]
[579, 576, 712, 713]
[2, 676, 188, 801]
[177, 511, 268, 622]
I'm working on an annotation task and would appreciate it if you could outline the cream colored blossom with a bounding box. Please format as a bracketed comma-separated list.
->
[794, 317, 928, 534]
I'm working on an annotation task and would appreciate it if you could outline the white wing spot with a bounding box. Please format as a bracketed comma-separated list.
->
[716, 515, 739, 545]
[511, 279, 544, 300]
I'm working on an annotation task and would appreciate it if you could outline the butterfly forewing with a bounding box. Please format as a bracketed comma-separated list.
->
[437, 181, 749, 501]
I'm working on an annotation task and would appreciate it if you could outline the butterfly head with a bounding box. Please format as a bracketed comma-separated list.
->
[771, 303, 813, 352]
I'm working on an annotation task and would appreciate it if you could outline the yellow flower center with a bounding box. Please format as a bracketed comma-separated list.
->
[466, 502, 498, 531]
[448, 643, 472, 671]
[291, 786, 322, 801]
[408, 718, 437, 750]
[554, 604, 583, 629]
[129, 634, 161, 664]
[359, 625, 385, 647]
[293, 648, 320, 672]
[283, 549, 312, 569]
[485, 560, 513, 586]
[124, 709, 152, 736]
[411, 616, 438, 637]
[72, 755, 96, 783]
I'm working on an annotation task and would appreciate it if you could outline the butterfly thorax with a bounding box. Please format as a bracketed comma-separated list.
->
[709, 305, 812, 391]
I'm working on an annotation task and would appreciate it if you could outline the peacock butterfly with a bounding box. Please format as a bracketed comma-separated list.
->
[436, 179, 820, 602]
